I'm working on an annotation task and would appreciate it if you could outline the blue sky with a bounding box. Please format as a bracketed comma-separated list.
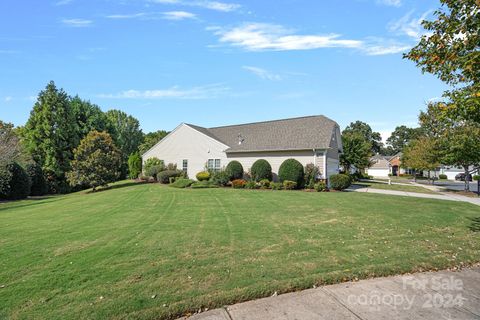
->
[0, 0, 446, 140]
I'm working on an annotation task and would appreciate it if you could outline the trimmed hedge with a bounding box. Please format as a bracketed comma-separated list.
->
[0, 162, 31, 200]
[329, 174, 352, 191]
[278, 159, 305, 188]
[26, 163, 47, 196]
[170, 178, 194, 188]
[158, 170, 183, 184]
[225, 161, 244, 181]
[251, 159, 272, 182]
[439, 174, 448, 180]
[196, 171, 211, 181]
[191, 181, 219, 189]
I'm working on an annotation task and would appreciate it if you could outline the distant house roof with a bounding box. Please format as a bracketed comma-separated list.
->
[369, 153, 403, 169]
[186, 115, 340, 153]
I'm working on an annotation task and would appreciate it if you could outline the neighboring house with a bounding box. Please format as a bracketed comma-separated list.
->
[424, 166, 479, 180]
[142, 115, 343, 181]
[366, 153, 407, 178]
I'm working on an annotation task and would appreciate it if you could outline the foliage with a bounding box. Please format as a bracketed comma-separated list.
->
[225, 161, 244, 181]
[385, 126, 423, 155]
[439, 174, 448, 180]
[343, 121, 383, 154]
[0, 121, 29, 165]
[25, 162, 47, 196]
[165, 163, 177, 171]
[340, 132, 372, 173]
[401, 137, 442, 184]
[245, 181, 258, 189]
[314, 181, 328, 192]
[329, 174, 352, 191]
[250, 159, 272, 182]
[67, 131, 122, 191]
[196, 171, 211, 181]
[106, 110, 143, 178]
[0, 162, 31, 200]
[22, 81, 78, 193]
[211, 171, 230, 186]
[170, 178, 194, 188]
[304, 163, 321, 189]
[278, 159, 305, 188]
[127, 152, 142, 179]
[282, 180, 297, 190]
[139, 130, 169, 155]
[70, 96, 109, 142]
[191, 181, 219, 189]
[473, 175, 480, 181]
[158, 170, 183, 184]
[232, 179, 247, 189]
[271, 182, 283, 190]
[144, 158, 164, 181]
[258, 179, 271, 189]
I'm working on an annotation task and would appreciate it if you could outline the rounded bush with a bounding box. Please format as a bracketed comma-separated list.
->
[211, 171, 230, 186]
[329, 174, 352, 191]
[158, 170, 182, 184]
[439, 174, 448, 180]
[283, 180, 297, 190]
[232, 179, 246, 189]
[250, 159, 272, 182]
[278, 159, 305, 188]
[26, 163, 47, 196]
[314, 181, 327, 192]
[271, 182, 283, 190]
[258, 179, 271, 189]
[0, 162, 31, 200]
[245, 181, 258, 189]
[225, 161, 244, 181]
[196, 171, 211, 181]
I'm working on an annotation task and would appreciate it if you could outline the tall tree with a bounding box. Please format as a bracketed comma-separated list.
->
[71, 96, 109, 143]
[343, 121, 383, 154]
[386, 126, 423, 155]
[402, 137, 441, 183]
[67, 131, 122, 192]
[340, 132, 372, 173]
[106, 110, 143, 169]
[404, 0, 480, 123]
[22, 81, 78, 193]
[139, 130, 169, 155]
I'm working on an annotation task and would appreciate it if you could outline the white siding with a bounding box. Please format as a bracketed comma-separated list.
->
[227, 150, 315, 181]
[142, 124, 228, 179]
[326, 157, 340, 178]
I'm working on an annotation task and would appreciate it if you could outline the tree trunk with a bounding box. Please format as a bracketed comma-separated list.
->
[413, 169, 417, 182]
[464, 166, 470, 192]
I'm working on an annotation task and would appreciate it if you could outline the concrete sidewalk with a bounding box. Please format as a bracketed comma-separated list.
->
[348, 185, 480, 206]
[179, 268, 480, 320]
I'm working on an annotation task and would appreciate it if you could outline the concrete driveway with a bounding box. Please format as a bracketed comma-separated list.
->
[416, 180, 479, 193]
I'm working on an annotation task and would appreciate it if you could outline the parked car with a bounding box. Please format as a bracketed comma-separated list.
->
[455, 173, 472, 181]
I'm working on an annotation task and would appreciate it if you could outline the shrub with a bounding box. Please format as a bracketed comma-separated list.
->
[251, 159, 272, 181]
[0, 162, 31, 200]
[158, 170, 182, 184]
[225, 161, 244, 181]
[304, 163, 321, 189]
[439, 174, 448, 180]
[166, 163, 177, 171]
[191, 181, 219, 189]
[211, 171, 230, 186]
[128, 152, 142, 179]
[170, 178, 194, 188]
[258, 179, 271, 189]
[196, 171, 211, 181]
[283, 180, 297, 190]
[271, 182, 283, 190]
[25, 162, 47, 196]
[474, 175, 480, 181]
[245, 181, 258, 189]
[279, 159, 305, 188]
[314, 181, 328, 192]
[232, 179, 247, 189]
[330, 174, 352, 191]
[144, 158, 165, 181]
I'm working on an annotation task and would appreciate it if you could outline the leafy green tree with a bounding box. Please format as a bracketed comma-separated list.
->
[404, 0, 480, 123]
[386, 126, 423, 155]
[0, 162, 31, 200]
[67, 131, 122, 192]
[343, 121, 383, 154]
[340, 132, 372, 173]
[0, 120, 29, 165]
[71, 96, 109, 142]
[22, 81, 78, 193]
[25, 162, 47, 196]
[139, 130, 169, 155]
[128, 152, 142, 179]
[106, 110, 143, 177]
[402, 137, 441, 183]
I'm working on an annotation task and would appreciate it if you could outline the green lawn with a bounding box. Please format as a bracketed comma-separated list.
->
[354, 181, 438, 194]
[1, 182, 479, 320]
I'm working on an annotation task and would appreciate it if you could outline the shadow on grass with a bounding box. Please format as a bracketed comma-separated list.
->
[0, 196, 61, 212]
[85, 181, 147, 194]
[468, 217, 480, 232]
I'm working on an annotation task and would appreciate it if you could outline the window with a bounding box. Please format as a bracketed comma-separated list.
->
[207, 159, 221, 172]
[182, 160, 188, 172]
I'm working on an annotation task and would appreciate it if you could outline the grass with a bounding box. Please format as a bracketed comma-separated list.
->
[1, 181, 479, 319]
[354, 181, 438, 194]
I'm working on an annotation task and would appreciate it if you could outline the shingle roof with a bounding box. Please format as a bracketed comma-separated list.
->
[186, 115, 339, 153]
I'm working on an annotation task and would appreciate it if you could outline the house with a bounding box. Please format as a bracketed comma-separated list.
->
[142, 115, 343, 181]
[366, 153, 407, 178]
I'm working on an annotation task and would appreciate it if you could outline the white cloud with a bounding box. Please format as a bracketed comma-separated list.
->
[388, 10, 432, 40]
[376, 0, 402, 7]
[162, 11, 197, 20]
[55, 0, 73, 5]
[151, 0, 241, 12]
[106, 13, 148, 19]
[61, 18, 93, 27]
[98, 84, 229, 99]
[4, 96, 13, 102]
[361, 43, 411, 55]
[242, 66, 282, 81]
